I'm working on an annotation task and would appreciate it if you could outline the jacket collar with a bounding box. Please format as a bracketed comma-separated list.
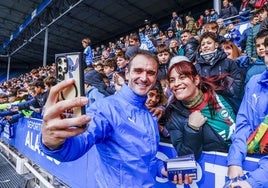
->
[258, 69, 268, 87]
[117, 84, 147, 107]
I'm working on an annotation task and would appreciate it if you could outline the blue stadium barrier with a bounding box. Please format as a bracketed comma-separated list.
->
[0, 117, 262, 188]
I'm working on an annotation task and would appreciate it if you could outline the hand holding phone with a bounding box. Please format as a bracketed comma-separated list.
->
[55, 52, 85, 119]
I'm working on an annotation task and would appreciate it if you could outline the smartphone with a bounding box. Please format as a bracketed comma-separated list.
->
[55, 52, 85, 119]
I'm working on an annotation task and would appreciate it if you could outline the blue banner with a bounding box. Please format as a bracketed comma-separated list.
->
[0, 118, 261, 188]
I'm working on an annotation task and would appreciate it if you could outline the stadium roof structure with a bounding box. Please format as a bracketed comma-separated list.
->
[0, 0, 211, 70]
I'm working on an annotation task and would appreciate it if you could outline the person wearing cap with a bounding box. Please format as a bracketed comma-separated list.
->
[40, 50, 193, 187]
[165, 56, 236, 160]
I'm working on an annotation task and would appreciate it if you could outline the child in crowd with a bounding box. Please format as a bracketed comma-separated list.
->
[103, 58, 117, 94]
[145, 81, 169, 143]
[115, 51, 128, 73]
[156, 44, 171, 81]
[195, 32, 245, 113]
[245, 29, 268, 83]
[81, 37, 93, 68]
[113, 71, 126, 93]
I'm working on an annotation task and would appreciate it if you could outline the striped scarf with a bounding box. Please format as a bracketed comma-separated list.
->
[247, 115, 268, 155]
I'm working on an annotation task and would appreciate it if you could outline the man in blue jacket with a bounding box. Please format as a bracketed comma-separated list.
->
[227, 36, 268, 187]
[40, 50, 191, 187]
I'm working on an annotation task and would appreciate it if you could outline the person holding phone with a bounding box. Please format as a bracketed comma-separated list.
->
[40, 50, 192, 187]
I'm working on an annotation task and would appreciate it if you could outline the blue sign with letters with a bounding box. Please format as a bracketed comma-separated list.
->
[0, 118, 261, 188]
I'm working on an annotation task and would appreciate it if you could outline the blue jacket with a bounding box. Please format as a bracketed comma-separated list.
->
[83, 46, 93, 66]
[40, 84, 163, 187]
[86, 86, 105, 108]
[227, 69, 268, 187]
[245, 57, 266, 83]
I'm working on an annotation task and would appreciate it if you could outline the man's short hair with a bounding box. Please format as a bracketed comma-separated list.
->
[181, 29, 191, 35]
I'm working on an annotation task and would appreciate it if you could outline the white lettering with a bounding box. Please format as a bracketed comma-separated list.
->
[24, 130, 60, 165]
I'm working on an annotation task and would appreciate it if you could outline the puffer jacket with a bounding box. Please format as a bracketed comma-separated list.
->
[195, 49, 245, 113]
[165, 94, 234, 160]
[157, 63, 169, 80]
[182, 37, 199, 62]
[40, 84, 162, 188]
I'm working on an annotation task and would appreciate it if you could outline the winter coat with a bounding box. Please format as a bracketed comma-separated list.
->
[195, 49, 245, 113]
[182, 37, 199, 62]
[246, 22, 261, 58]
[165, 93, 235, 159]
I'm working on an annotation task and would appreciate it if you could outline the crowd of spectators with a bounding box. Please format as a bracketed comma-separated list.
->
[0, 0, 267, 134]
[0, 1, 268, 183]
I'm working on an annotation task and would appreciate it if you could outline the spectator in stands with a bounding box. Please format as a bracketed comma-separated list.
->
[93, 60, 104, 75]
[195, 32, 245, 113]
[185, 15, 197, 36]
[115, 51, 128, 74]
[156, 44, 172, 81]
[165, 56, 236, 160]
[170, 11, 183, 31]
[203, 21, 226, 44]
[245, 30, 268, 82]
[204, 9, 211, 24]
[113, 71, 126, 92]
[180, 29, 199, 62]
[240, 14, 259, 53]
[40, 50, 192, 187]
[128, 32, 156, 53]
[217, 18, 228, 37]
[219, 0, 238, 20]
[210, 8, 219, 22]
[144, 21, 153, 39]
[145, 81, 169, 142]
[165, 27, 180, 47]
[239, 0, 254, 21]
[169, 39, 180, 57]
[152, 23, 160, 40]
[227, 36, 268, 188]
[101, 49, 114, 61]
[259, 4, 268, 31]
[225, 22, 242, 47]
[82, 38, 93, 68]
[103, 58, 117, 94]
[196, 14, 204, 32]
[0, 93, 8, 105]
[15, 79, 48, 118]
[221, 40, 253, 76]
[246, 7, 267, 58]
[30, 68, 40, 80]
[84, 69, 107, 108]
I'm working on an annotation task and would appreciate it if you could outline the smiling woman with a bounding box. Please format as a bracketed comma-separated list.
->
[165, 56, 237, 160]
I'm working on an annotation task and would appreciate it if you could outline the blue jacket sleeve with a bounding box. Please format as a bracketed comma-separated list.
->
[39, 102, 113, 162]
[227, 76, 264, 167]
[247, 156, 268, 187]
